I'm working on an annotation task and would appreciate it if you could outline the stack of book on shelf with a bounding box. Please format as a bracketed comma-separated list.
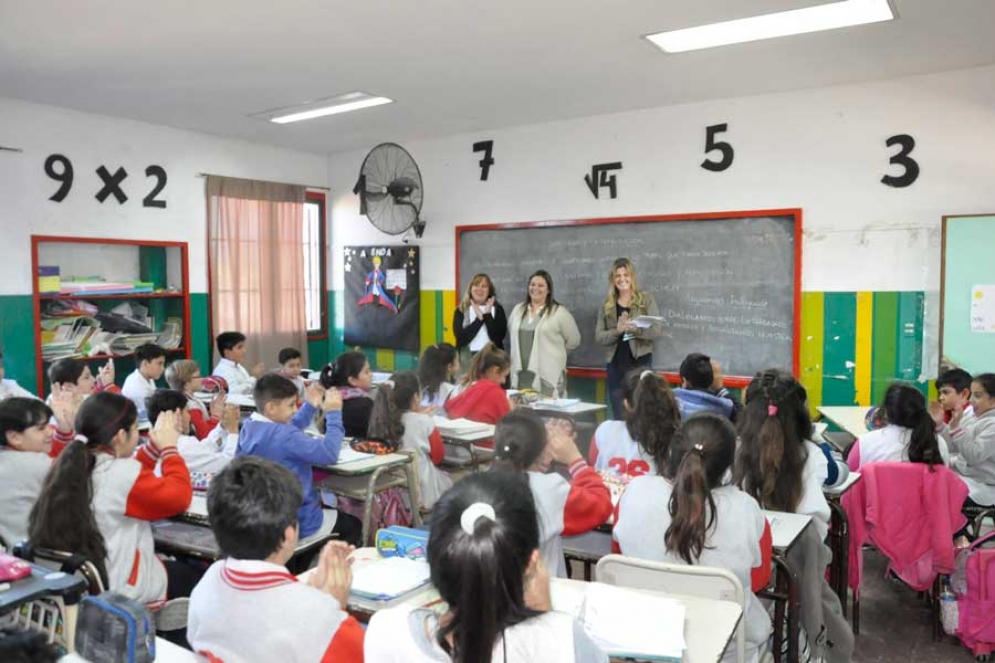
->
[40, 316, 99, 361]
[40, 304, 181, 361]
[155, 317, 183, 350]
[57, 277, 155, 296]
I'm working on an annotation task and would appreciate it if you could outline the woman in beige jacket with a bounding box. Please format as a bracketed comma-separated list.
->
[508, 270, 581, 398]
[594, 258, 661, 418]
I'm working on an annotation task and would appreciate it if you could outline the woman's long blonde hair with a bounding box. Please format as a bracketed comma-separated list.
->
[603, 258, 645, 313]
[459, 273, 496, 313]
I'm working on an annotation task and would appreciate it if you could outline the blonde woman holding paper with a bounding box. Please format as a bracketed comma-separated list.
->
[595, 258, 661, 419]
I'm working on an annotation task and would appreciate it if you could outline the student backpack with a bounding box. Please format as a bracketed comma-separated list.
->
[953, 530, 995, 658]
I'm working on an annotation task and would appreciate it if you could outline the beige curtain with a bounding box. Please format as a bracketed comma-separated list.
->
[207, 176, 308, 370]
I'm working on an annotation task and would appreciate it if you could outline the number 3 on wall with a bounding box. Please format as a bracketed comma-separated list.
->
[881, 134, 919, 188]
[701, 123, 734, 172]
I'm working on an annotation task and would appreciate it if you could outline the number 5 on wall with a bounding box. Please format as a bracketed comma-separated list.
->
[701, 123, 734, 172]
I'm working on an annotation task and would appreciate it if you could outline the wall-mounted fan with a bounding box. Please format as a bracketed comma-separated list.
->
[352, 142, 425, 236]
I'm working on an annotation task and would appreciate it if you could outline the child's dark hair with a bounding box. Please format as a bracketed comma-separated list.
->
[462, 343, 509, 386]
[429, 471, 540, 663]
[320, 351, 368, 388]
[134, 343, 166, 364]
[28, 392, 138, 581]
[278, 347, 302, 365]
[0, 626, 58, 663]
[48, 358, 86, 385]
[0, 397, 54, 447]
[146, 389, 187, 427]
[216, 331, 246, 356]
[735, 369, 811, 512]
[665, 413, 737, 564]
[936, 368, 973, 395]
[622, 369, 680, 471]
[419, 343, 458, 401]
[881, 382, 943, 467]
[253, 373, 299, 409]
[679, 352, 714, 390]
[492, 409, 547, 472]
[974, 373, 995, 398]
[207, 456, 303, 559]
[368, 371, 420, 442]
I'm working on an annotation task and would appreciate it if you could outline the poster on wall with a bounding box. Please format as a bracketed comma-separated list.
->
[344, 245, 420, 352]
[971, 285, 995, 333]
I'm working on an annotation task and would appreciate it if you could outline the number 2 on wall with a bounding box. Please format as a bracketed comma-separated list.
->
[881, 134, 919, 188]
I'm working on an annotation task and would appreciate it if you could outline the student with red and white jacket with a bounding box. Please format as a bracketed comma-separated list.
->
[444, 343, 511, 426]
[589, 369, 680, 480]
[188, 456, 365, 663]
[615, 413, 773, 663]
[28, 392, 194, 606]
[493, 410, 612, 577]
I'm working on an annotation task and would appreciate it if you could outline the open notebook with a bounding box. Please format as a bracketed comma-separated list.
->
[551, 581, 685, 662]
[350, 556, 431, 601]
[432, 416, 494, 436]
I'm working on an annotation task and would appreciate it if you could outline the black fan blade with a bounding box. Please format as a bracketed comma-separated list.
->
[386, 177, 420, 200]
[353, 174, 367, 215]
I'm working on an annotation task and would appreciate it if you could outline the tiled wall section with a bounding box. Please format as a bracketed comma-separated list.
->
[0, 290, 931, 407]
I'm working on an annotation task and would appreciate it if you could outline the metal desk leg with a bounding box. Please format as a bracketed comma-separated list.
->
[402, 457, 423, 527]
[362, 465, 390, 546]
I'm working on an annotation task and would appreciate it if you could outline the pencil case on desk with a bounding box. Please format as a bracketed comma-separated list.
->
[376, 526, 429, 560]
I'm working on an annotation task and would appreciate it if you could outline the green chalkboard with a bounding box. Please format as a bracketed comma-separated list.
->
[940, 214, 995, 375]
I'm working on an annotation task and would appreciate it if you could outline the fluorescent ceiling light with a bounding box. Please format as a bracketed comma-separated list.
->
[646, 0, 895, 53]
[253, 92, 393, 124]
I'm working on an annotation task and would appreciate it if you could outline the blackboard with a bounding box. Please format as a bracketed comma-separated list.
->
[456, 210, 801, 381]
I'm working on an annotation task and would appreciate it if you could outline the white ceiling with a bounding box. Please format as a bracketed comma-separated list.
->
[2, 0, 994, 155]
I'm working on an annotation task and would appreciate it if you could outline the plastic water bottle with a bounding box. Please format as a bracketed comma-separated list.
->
[940, 582, 959, 635]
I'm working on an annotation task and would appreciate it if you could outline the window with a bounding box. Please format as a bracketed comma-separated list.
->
[303, 192, 327, 337]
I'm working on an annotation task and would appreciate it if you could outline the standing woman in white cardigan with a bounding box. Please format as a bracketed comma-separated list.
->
[508, 270, 582, 397]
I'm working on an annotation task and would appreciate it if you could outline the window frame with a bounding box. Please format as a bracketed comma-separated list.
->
[304, 191, 328, 340]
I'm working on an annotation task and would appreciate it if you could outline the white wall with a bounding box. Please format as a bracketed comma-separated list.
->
[0, 98, 327, 294]
[327, 63, 995, 294]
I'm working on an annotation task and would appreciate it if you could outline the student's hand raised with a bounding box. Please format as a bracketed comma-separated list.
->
[221, 405, 241, 433]
[151, 410, 181, 450]
[323, 387, 343, 412]
[546, 419, 582, 466]
[50, 384, 78, 432]
[307, 541, 355, 607]
[250, 362, 267, 378]
[928, 401, 946, 427]
[98, 360, 115, 387]
[209, 392, 227, 419]
[949, 403, 965, 430]
[305, 383, 325, 408]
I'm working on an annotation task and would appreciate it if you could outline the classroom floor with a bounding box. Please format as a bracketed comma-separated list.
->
[851, 550, 973, 663]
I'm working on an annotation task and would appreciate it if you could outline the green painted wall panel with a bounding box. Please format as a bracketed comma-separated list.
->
[822, 292, 857, 406]
[0, 295, 38, 391]
[870, 292, 899, 404]
[189, 293, 212, 373]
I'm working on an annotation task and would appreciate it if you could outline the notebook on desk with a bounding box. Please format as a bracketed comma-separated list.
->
[551, 581, 685, 662]
[432, 416, 493, 436]
[350, 556, 431, 601]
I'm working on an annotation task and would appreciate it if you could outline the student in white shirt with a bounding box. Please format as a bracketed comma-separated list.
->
[277, 347, 306, 400]
[366, 471, 608, 663]
[589, 369, 680, 480]
[615, 413, 773, 663]
[946, 373, 995, 507]
[931, 368, 976, 443]
[121, 343, 167, 425]
[735, 369, 838, 541]
[146, 389, 238, 474]
[212, 331, 266, 395]
[418, 342, 459, 412]
[848, 382, 949, 470]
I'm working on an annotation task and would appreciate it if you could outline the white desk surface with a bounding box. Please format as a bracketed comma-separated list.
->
[761, 510, 812, 552]
[314, 452, 410, 476]
[341, 549, 740, 663]
[530, 400, 607, 415]
[433, 416, 496, 442]
[823, 471, 861, 498]
[61, 637, 203, 662]
[817, 406, 870, 438]
[192, 391, 256, 409]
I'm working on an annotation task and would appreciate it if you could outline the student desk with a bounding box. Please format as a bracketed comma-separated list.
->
[816, 406, 870, 453]
[823, 472, 861, 615]
[529, 400, 607, 417]
[435, 422, 496, 471]
[314, 452, 422, 545]
[562, 529, 613, 581]
[60, 638, 203, 662]
[761, 510, 812, 663]
[150, 518, 331, 562]
[335, 548, 742, 663]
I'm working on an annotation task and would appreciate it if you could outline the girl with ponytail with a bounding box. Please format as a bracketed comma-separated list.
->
[28, 391, 196, 604]
[735, 369, 845, 541]
[365, 471, 608, 663]
[368, 371, 451, 509]
[589, 368, 680, 479]
[847, 381, 949, 471]
[418, 342, 459, 410]
[444, 343, 512, 426]
[320, 351, 374, 437]
[615, 413, 773, 663]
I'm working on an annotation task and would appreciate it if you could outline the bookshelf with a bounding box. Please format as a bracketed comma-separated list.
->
[30, 236, 192, 395]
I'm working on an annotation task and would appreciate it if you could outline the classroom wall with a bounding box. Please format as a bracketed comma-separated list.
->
[325, 63, 995, 407]
[0, 97, 328, 390]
